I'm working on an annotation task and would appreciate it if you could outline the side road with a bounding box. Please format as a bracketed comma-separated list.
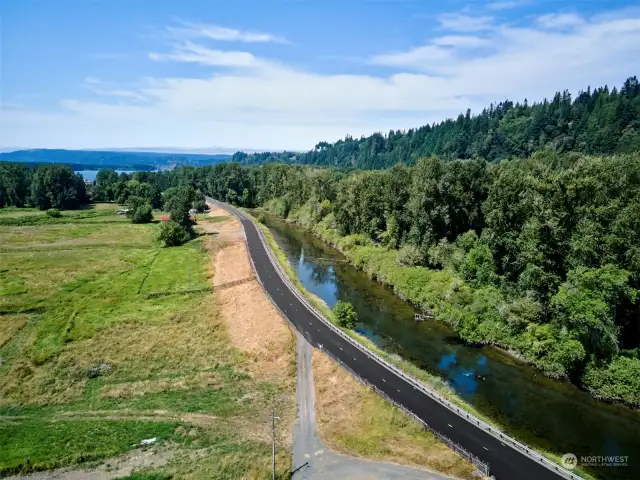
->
[292, 331, 455, 479]
[210, 199, 566, 480]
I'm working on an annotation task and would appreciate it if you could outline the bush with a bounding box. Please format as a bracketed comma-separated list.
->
[193, 199, 207, 213]
[46, 208, 61, 218]
[333, 300, 357, 329]
[131, 203, 153, 224]
[257, 213, 266, 224]
[396, 244, 423, 266]
[157, 221, 191, 247]
[582, 356, 640, 406]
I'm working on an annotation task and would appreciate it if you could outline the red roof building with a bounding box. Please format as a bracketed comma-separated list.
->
[159, 216, 171, 222]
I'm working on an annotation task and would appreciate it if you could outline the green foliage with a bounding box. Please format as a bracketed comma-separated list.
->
[131, 203, 153, 224]
[164, 185, 196, 228]
[582, 356, 640, 406]
[396, 244, 423, 267]
[552, 265, 637, 358]
[461, 243, 498, 287]
[257, 213, 266, 224]
[30, 164, 88, 210]
[333, 300, 357, 329]
[46, 208, 61, 218]
[233, 76, 640, 168]
[157, 221, 191, 247]
[0, 163, 32, 208]
[226, 188, 238, 205]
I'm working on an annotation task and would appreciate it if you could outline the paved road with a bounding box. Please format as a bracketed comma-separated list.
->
[213, 200, 564, 480]
[292, 331, 453, 480]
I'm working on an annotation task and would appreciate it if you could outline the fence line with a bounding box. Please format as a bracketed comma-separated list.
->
[210, 199, 583, 480]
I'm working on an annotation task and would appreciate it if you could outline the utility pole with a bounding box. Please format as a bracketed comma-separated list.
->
[272, 409, 280, 480]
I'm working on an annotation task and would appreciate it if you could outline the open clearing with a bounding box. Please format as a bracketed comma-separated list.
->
[0, 204, 295, 479]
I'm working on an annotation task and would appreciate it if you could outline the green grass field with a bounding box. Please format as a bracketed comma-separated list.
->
[0, 205, 295, 479]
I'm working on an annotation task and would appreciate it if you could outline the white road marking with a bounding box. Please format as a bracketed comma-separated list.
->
[382, 379, 386, 382]
[448, 424, 453, 428]
[354, 358, 357, 361]
[339, 347, 342, 350]
[483, 446, 489, 451]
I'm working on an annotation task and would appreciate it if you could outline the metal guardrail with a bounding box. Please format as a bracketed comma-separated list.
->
[210, 199, 584, 480]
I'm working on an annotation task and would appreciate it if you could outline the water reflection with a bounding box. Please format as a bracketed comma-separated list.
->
[260, 212, 640, 479]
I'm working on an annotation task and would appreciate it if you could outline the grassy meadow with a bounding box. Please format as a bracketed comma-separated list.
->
[0, 205, 294, 478]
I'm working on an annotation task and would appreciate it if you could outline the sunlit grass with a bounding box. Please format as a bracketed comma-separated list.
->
[0, 209, 294, 477]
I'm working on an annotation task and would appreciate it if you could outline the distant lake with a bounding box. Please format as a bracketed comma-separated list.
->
[76, 170, 135, 182]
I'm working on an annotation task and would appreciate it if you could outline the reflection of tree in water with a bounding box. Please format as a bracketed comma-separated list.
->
[304, 256, 335, 285]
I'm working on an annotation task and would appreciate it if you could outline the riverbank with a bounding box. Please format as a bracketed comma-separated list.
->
[248, 207, 632, 480]
[260, 201, 640, 409]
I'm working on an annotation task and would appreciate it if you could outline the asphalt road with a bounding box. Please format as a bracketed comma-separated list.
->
[215, 201, 564, 480]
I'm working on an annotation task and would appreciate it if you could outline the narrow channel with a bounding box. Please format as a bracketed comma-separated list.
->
[258, 211, 640, 480]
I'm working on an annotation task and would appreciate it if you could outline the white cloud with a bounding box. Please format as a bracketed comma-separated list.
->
[168, 20, 288, 44]
[2, 12, 640, 150]
[83, 77, 147, 101]
[486, 1, 527, 11]
[149, 41, 264, 68]
[438, 13, 495, 31]
[536, 13, 585, 29]
[432, 35, 490, 47]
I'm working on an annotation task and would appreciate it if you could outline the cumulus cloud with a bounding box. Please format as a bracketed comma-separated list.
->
[2, 11, 640, 150]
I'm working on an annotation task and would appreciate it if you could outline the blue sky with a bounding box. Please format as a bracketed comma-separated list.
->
[2, 0, 639, 151]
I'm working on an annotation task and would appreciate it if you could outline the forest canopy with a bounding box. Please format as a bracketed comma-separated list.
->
[232, 76, 640, 169]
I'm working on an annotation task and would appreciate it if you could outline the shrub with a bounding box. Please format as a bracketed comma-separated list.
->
[46, 208, 61, 218]
[131, 203, 153, 224]
[157, 221, 191, 247]
[396, 244, 423, 266]
[257, 213, 266, 224]
[582, 356, 640, 406]
[333, 300, 357, 329]
[339, 234, 371, 251]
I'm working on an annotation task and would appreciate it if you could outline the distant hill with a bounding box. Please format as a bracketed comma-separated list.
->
[0, 149, 233, 171]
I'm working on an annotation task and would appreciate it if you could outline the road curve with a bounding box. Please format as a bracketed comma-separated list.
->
[211, 200, 565, 480]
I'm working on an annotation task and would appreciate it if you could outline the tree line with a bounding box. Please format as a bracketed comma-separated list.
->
[0, 163, 88, 210]
[196, 153, 640, 406]
[3, 153, 639, 403]
[232, 76, 640, 169]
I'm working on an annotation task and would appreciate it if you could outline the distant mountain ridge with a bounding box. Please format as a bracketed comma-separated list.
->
[0, 148, 233, 171]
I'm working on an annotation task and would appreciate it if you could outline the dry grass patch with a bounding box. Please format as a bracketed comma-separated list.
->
[215, 281, 293, 382]
[206, 205, 231, 218]
[100, 374, 218, 399]
[312, 349, 478, 479]
[213, 243, 253, 287]
[0, 315, 27, 349]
